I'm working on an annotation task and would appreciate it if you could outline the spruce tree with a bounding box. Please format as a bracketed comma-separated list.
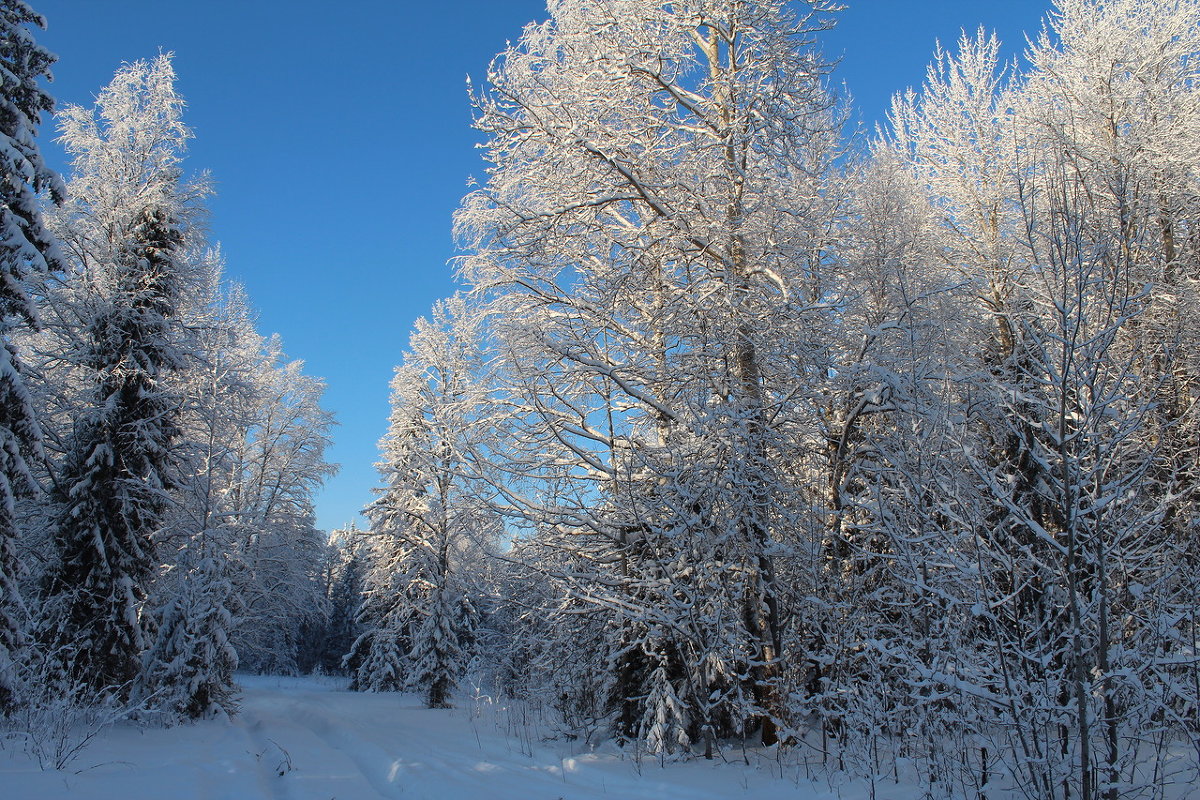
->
[355, 296, 493, 706]
[316, 526, 364, 675]
[138, 549, 238, 720]
[0, 0, 61, 712]
[41, 56, 191, 700]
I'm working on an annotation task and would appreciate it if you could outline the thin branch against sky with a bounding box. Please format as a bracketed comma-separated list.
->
[32, 0, 1050, 532]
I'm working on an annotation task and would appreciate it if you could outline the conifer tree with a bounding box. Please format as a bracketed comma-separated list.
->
[354, 296, 493, 706]
[0, 0, 60, 712]
[138, 548, 239, 719]
[313, 526, 365, 675]
[40, 55, 194, 699]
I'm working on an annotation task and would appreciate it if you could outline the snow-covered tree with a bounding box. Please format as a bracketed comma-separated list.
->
[456, 0, 842, 749]
[1004, 5, 1200, 795]
[780, 147, 978, 779]
[878, 2, 1200, 794]
[145, 266, 335, 679]
[353, 295, 494, 707]
[38, 54, 198, 700]
[137, 547, 238, 720]
[135, 264, 251, 718]
[0, 0, 60, 713]
[222, 341, 335, 675]
[308, 524, 365, 675]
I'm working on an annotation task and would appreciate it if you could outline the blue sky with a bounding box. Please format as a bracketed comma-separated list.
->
[31, 0, 1050, 533]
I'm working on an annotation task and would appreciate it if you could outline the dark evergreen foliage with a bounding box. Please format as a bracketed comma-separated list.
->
[306, 540, 363, 675]
[43, 204, 185, 699]
[0, 0, 60, 713]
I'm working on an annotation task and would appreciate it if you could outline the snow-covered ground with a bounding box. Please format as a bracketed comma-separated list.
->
[0, 674, 915, 800]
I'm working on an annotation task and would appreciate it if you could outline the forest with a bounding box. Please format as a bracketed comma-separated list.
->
[2, 1, 1199, 798]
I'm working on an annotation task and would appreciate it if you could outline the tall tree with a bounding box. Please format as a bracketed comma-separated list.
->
[40, 55, 196, 699]
[354, 295, 494, 707]
[882, 3, 1200, 795]
[135, 255, 245, 720]
[457, 0, 842, 749]
[0, 0, 61, 712]
[310, 524, 365, 676]
[223, 338, 336, 675]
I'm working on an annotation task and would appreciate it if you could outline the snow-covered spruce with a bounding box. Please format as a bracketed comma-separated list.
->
[22, 51, 337, 711]
[352, 295, 495, 707]
[36, 55, 200, 702]
[136, 549, 238, 720]
[0, 0, 62, 714]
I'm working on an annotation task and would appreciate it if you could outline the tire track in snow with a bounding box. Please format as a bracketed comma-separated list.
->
[190, 716, 271, 800]
[283, 691, 552, 800]
[236, 709, 294, 800]
[286, 700, 402, 798]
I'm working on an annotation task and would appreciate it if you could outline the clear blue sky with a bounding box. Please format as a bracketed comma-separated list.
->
[31, 0, 1051, 534]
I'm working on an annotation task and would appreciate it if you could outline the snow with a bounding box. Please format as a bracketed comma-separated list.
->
[0, 674, 903, 800]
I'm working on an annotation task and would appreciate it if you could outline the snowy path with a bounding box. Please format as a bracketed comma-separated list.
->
[0, 675, 892, 800]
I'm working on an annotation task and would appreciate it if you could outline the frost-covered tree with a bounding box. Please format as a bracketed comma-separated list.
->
[780, 148, 980, 779]
[879, 2, 1200, 795]
[222, 341, 335, 675]
[353, 295, 493, 707]
[132, 261, 250, 718]
[1001, 4, 1200, 795]
[0, 0, 60, 713]
[38, 55, 197, 700]
[456, 0, 842, 750]
[308, 524, 365, 675]
[136, 263, 335, 680]
[486, 535, 617, 742]
[137, 547, 238, 720]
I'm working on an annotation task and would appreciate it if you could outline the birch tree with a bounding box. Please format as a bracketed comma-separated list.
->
[884, 2, 1200, 794]
[457, 0, 842, 750]
[136, 265, 249, 719]
[222, 339, 335, 675]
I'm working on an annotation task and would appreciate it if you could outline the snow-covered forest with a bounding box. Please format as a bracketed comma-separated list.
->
[3, 0, 1200, 798]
